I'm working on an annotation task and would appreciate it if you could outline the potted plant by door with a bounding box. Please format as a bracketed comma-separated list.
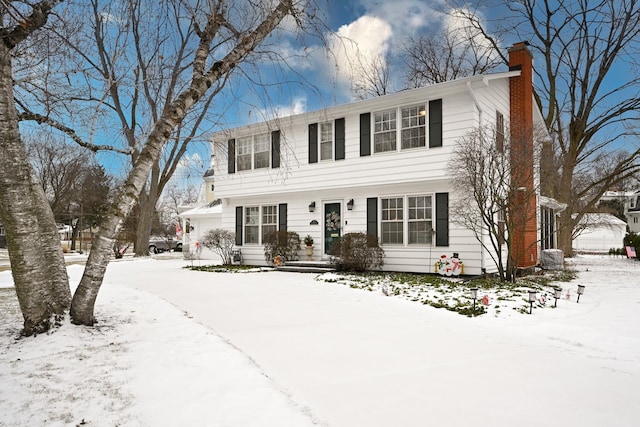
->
[304, 235, 314, 260]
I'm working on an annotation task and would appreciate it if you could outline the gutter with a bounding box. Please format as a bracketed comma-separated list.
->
[466, 80, 486, 274]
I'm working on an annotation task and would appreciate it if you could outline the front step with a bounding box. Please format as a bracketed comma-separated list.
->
[275, 260, 336, 273]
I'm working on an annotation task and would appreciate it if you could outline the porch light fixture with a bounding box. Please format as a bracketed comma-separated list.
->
[553, 287, 562, 307]
[470, 288, 478, 315]
[576, 285, 585, 303]
[347, 199, 354, 210]
[528, 290, 537, 314]
[309, 201, 316, 212]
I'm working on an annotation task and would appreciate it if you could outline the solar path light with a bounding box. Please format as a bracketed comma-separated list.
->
[528, 290, 537, 314]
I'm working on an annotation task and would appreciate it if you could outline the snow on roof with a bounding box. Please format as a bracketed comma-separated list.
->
[579, 212, 627, 226]
[179, 199, 222, 218]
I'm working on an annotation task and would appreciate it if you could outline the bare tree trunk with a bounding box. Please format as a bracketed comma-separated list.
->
[134, 163, 160, 256]
[0, 42, 71, 335]
[70, 0, 297, 325]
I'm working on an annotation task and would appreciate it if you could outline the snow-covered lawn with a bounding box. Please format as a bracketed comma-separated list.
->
[1, 255, 639, 426]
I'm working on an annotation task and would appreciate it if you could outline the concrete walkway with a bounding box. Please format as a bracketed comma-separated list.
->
[119, 258, 640, 427]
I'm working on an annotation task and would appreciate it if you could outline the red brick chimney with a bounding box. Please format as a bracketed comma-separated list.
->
[508, 42, 538, 271]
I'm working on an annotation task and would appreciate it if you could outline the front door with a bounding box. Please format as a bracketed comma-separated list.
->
[324, 202, 341, 255]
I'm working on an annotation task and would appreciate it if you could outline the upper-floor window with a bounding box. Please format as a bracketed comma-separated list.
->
[320, 122, 333, 160]
[381, 195, 433, 245]
[237, 136, 252, 171]
[374, 104, 427, 153]
[631, 197, 637, 209]
[237, 133, 270, 172]
[374, 109, 397, 153]
[0, 226, 4, 236]
[401, 105, 426, 149]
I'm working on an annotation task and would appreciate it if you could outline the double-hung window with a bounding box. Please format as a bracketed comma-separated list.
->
[244, 207, 260, 244]
[381, 197, 404, 244]
[408, 196, 432, 243]
[237, 136, 252, 171]
[236, 133, 271, 171]
[381, 195, 433, 245]
[374, 109, 397, 153]
[245, 205, 277, 244]
[253, 133, 270, 169]
[262, 205, 277, 242]
[320, 122, 333, 160]
[401, 104, 426, 149]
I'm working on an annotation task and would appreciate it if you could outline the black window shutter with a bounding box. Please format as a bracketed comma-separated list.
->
[435, 193, 449, 246]
[278, 203, 287, 232]
[228, 139, 236, 174]
[271, 130, 280, 168]
[429, 99, 443, 148]
[309, 123, 318, 164]
[367, 197, 378, 238]
[360, 113, 371, 156]
[235, 206, 243, 246]
[335, 118, 345, 160]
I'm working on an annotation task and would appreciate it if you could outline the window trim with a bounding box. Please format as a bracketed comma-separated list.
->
[235, 132, 272, 172]
[373, 108, 397, 153]
[381, 196, 404, 245]
[371, 102, 432, 154]
[243, 204, 278, 245]
[380, 194, 434, 246]
[400, 104, 426, 150]
[319, 121, 334, 161]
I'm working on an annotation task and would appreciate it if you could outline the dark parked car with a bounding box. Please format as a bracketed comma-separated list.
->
[148, 236, 183, 254]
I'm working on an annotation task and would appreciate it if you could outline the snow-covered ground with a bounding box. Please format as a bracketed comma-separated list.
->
[1, 254, 639, 426]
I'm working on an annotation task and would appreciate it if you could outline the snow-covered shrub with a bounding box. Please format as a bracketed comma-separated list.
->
[200, 229, 235, 265]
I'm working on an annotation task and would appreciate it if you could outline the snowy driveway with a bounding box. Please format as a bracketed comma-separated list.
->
[120, 256, 640, 427]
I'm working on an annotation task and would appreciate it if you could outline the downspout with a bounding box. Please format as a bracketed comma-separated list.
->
[467, 80, 487, 274]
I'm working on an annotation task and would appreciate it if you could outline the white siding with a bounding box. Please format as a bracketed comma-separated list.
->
[208, 73, 522, 275]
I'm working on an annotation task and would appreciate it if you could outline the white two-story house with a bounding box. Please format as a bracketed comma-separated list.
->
[186, 42, 553, 275]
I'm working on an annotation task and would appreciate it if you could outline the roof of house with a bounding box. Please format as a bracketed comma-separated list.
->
[211, 68, 544, 139]
[579, 213, 627, 227]
[179, 199, 222, 218]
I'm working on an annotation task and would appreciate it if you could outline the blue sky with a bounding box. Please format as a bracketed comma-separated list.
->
[91, 0, 637, 196]
[152, 0, 465, 192]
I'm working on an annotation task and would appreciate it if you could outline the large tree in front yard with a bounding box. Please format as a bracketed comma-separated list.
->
[457, 0, 640, 255]
[0, 0, 71, 335]
[0, 0, 319, 333]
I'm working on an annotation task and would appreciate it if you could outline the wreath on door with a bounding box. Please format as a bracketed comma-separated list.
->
[325, 211, 340, 231]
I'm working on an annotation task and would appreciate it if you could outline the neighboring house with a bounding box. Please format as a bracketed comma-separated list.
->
[624, 190, 640, 233]
[194, 42, 556, 275]
[179, 199, 223, 254]
[573, 213, 626, 253]
[599, 189, 639, 233]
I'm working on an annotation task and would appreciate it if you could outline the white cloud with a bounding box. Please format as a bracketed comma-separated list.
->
[327, 16, 393, 89]
[270, 97, 307, 118]
[356, 0, 443, 38]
